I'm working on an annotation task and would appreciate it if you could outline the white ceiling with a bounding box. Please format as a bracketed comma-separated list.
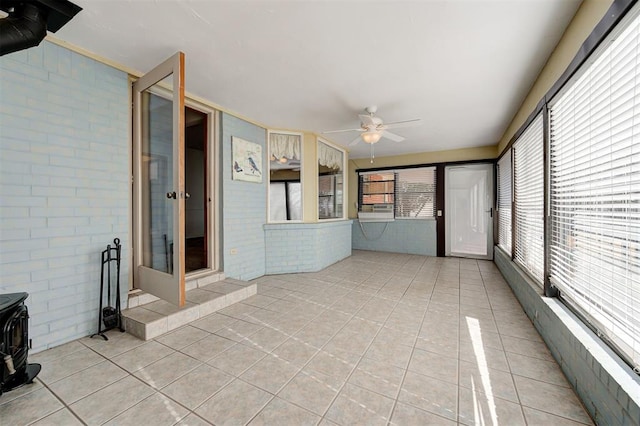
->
[55, 0, 582, 159]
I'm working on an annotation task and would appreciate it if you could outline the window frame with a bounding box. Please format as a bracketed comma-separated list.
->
[267, 130, 303, 223]
[359, 171, 395, 211]
[494, 0, 640, 372]
[512, 114, 545, 285]
[395, 167, 437, 219]
[496, 148, 513, 257]
[357, 166, 437, 220]
[546, 3, 640, 370]
[317, 138, 346, 221]
[497, 149, 513, 256]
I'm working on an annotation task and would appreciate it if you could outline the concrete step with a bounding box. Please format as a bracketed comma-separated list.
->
[121, 277, 256, 340]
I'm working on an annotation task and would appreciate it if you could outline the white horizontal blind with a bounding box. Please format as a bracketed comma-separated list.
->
[395, 167, 436, 218]
[497, 150, 512, 255]
[513, 114, 545, 284]
[549, 7, 640, 368]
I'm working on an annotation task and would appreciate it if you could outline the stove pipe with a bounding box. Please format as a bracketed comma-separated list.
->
[0, 3, 47, 56]
[0, 0, 82, 57]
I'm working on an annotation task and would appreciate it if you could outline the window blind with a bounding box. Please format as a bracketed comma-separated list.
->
[548, 6, 640, 368]
[395, 167, 436, 218]
[497, 150, 512, 255]
[513, 114, 545, 284]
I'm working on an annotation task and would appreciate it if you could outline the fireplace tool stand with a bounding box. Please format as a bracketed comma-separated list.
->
[91, 238, 125, 341]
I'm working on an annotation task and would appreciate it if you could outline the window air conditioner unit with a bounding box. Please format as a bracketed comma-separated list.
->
[358, 204, 394, 222]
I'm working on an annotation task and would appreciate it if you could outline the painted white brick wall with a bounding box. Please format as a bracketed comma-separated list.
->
[220, 113, 267, 280]
[317, 221, 352, 267]
[0, 42, 130, 352]
[265, 221, 352, 274]
[352, 219, 437, 256]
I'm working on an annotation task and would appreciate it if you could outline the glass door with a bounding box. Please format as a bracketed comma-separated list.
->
[445, 164, 494, 260]
[133, 52, 186, 306]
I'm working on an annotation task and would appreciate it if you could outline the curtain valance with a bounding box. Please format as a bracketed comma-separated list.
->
[318, 142, 343, 170]
[269, 133, 301, 160]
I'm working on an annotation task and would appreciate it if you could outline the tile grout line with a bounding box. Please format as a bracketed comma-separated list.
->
[75, 335, 211, 425]
[37, 336, 190, 426]
[382, 255, 430, 425]
[24, 379, 88, 426]
[190, 288, 354, 425]
[6, 254, 592, 426]
[242, 270, 406, 424]
[480, 260, 528, 424]
[315, 278, 401, 425]
[386, 258, 451, 425]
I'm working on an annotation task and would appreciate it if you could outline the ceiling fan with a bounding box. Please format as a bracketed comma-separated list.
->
[322, 106, 421, 146]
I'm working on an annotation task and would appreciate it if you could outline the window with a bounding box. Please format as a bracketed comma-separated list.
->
[269, 182, 301, 221]
[497, 150, 512, 255]
[396, 168, 436, 218]
[548, 7, 640, 368]
[268, 131, 302, 222]
[318, 140, 344, 219]
[358, 167, 436, 218]
[513, 114, 544, 284]
[360, 171, 394, 210]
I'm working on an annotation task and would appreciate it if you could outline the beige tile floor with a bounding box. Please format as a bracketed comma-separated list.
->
[0, 250, 594, 425]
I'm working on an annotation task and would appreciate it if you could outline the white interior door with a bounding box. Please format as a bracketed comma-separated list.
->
[445, 164, 494, 260]
[133, 52, 186, 306]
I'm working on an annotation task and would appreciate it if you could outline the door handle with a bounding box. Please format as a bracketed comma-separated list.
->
[485, 207, 493, 218]
[166, 191, 177, 199]
[184, 192, 191, 200]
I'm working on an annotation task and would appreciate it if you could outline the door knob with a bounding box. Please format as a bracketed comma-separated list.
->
[184, 192, 191, 199]
[166, 191, 177, 199]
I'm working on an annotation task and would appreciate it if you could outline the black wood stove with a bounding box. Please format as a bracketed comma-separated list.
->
[0, 293, 40, 396]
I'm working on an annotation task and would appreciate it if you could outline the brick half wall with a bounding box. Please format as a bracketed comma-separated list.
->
[494, 247, 640, 425]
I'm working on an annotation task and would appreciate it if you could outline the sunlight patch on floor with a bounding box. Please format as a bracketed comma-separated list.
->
[467, 316, 498, 426]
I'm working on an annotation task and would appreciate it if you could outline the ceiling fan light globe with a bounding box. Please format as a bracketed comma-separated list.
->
[361, 131, 382, 144]
[279, 157, 288, 163]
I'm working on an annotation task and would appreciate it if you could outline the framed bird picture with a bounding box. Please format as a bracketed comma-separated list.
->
[232, 136, 263, 183]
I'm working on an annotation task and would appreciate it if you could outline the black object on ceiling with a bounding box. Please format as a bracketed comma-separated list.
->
[0, 0, 82, 57]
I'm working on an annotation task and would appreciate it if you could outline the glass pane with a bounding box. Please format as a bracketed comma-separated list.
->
[362, 194, 394, 204]
[185, 107, 208, 273]
[363, 181, 394, 194]
[319, 175, 335, 218]
[269, 182, 287, 221]
[269, 133, 302, 222]
[335, 173, 343, 218]
[287, 182, 302, 221]
[395, 167, 437, 218]
[318, 142, 344, 219]
[449, 168, 489, 256]
[513, 115, 544, 283]
[497, 151, 512, 254]
[141, 76, 174, 273]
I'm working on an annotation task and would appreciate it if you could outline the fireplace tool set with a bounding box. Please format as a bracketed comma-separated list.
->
[91, 237, 125, 340]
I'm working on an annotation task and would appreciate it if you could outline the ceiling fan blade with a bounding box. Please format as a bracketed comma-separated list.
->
[359, 114, 376, 127]
[383, 118, 422, 129]
[322, 128, 362, 134]
[382, 131, 405, 142]
[349, 135, 363, 146]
